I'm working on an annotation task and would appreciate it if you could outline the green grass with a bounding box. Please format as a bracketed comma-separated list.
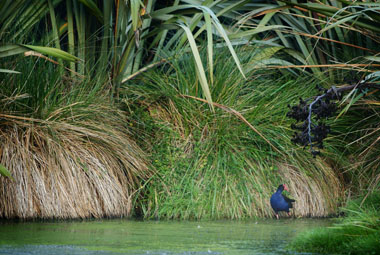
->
[123, 47, 343, 219]
[290, 192, 380, 255]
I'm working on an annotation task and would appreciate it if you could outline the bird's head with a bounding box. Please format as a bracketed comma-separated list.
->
[277, 184, 289, 192]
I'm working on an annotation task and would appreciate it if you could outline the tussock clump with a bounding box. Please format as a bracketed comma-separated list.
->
[0, 109, 150, 219]
[0, 57, 151, 219]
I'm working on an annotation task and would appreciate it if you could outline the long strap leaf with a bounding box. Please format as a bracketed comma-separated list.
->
[21, 44, 81, 62]
[178, 23, 214, 111]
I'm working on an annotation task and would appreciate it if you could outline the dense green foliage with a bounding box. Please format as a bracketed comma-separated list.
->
[0, 0, 379, 223]
[290, 192, 380, 254]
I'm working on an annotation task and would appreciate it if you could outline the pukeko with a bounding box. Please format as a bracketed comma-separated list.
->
[270, 184, 295, 219]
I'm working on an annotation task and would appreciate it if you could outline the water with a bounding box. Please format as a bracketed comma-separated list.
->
[0, 218, 331, 255]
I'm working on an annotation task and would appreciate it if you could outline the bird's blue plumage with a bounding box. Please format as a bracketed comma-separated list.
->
[270, 185, 295, 214]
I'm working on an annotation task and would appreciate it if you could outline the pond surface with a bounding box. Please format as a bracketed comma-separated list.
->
[0, 218, 330, 255]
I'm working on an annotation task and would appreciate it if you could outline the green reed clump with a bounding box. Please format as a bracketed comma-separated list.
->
[123, 47, 342, 219]
[290, 191, 380, 254]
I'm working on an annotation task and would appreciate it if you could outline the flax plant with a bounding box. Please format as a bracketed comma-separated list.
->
[233, 1, 380, 80]
[0, 0, 248, 107]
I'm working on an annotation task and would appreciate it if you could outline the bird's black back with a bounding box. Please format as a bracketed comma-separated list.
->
[283, 194, 295, 208]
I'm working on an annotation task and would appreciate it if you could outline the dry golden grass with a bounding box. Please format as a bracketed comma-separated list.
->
[228, 160, 342, 218]
[0, 108, 151, 219]
[277, 161, 342, 217]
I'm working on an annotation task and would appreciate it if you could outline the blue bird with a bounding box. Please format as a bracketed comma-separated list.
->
[270, 184, 295, 219]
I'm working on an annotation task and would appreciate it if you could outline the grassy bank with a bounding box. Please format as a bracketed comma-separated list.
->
[1, 46, 378, 220]
[290, 192, 380, 254]
[1, 1, 379, 220]
[124, 48, 343, 219]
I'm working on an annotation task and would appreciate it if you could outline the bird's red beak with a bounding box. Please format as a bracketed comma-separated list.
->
[283, 184, 289, 191]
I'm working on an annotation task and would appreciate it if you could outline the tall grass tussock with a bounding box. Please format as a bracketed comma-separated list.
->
[0, 58, 151, 219]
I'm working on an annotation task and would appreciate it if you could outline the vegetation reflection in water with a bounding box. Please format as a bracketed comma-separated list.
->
[0, 219, 331, 255]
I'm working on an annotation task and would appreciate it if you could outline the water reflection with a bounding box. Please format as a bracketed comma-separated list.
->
[0, 218, 331, 254]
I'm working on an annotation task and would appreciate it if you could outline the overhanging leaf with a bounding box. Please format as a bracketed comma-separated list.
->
[317, 15, 359, 35]
[0, 68, 20, 74]
[178, 23, 214, 111]
[21, 44, 81, 62]
[366, 56, 380, 62]
[0, 45, 27, 58]
[204, 11, 213, 84]
[195, 5, 246, 78]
